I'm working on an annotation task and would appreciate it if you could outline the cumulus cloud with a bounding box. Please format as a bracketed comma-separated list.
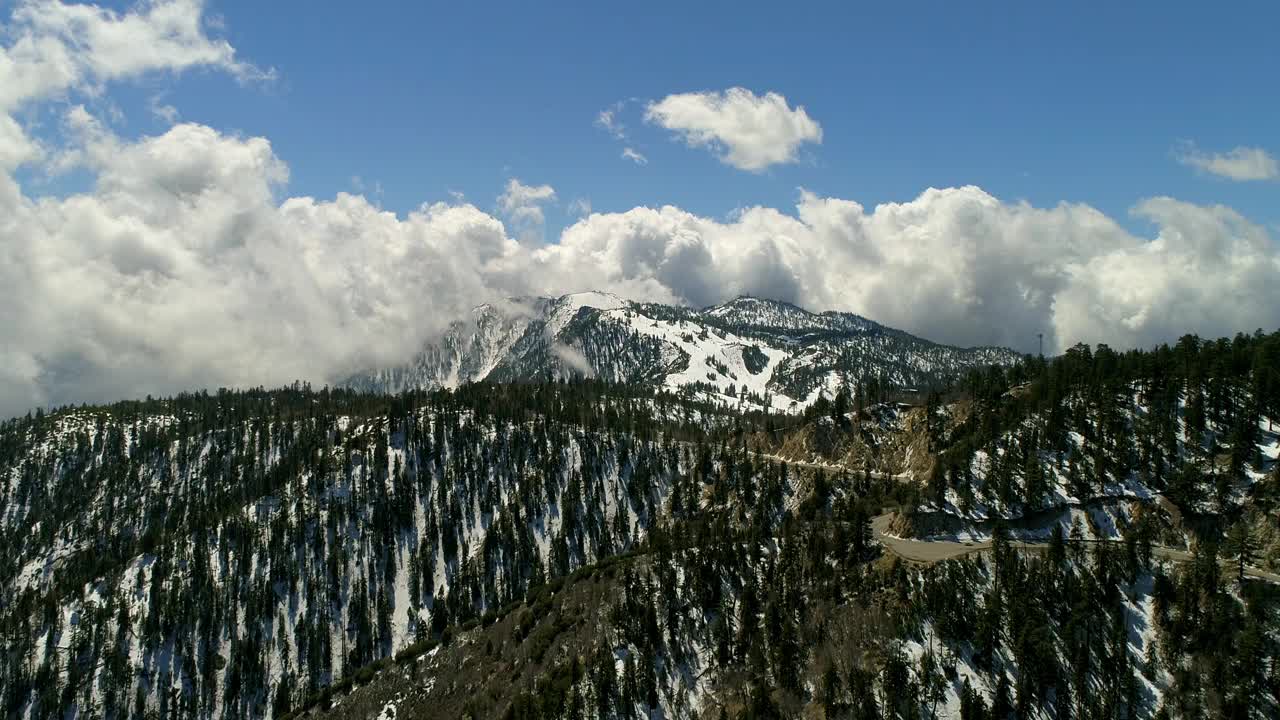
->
[621, 147, 647, 165]
[645, 88, 822, 172]
[496, 178, 556, 240]
[2, 1, 1278, 420]
[534, 188, 1280, 357]
[0, 114, 41, 169]
[0, 0, 267, 172]
[5, 129, 1280, 418]
[1176, 142, 1277, 181]
[0, 0, 265, 113]
[0, 118, 534, 416]
[1053, 198, 1280, 349]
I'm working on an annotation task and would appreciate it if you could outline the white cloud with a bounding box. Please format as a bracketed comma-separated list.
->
[621, 147, 647, 165]
[596, 103, 626, 140]
[645, 88, 822, 172]
[598, 102, 648, 165]
[496, 176, 558, 226]
[1176, 142, 1277, 181]
[1053, 198, 1280, 349]
[5, 124, 1280, 418]
[148, 94, 179, 123]
[551, 343, 595, 377]
[0, 0, 267, 112]
[0, 117, 536, 417]
[0, 114, 42, 169]
[0, 0, 267, 172]
[567, 197, 592, 217]
[496, 178, 558, 243]
[0, 1, 526, 417]
[535, 187, 1280, 357]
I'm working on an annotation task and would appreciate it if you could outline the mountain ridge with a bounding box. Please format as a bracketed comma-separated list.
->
[344, 292, 1023, 412]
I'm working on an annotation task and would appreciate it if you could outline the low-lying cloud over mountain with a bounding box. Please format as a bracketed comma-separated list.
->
[1, 1, 1278, 419]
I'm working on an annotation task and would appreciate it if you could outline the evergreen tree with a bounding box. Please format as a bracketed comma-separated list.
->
[1224, 521, 1258, 583]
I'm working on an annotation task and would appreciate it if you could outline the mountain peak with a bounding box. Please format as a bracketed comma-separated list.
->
[707, 294, 806, 311]
[702, 295, 833, 333]
[554, 290, 628, 312]
[345, 294, 1020, 410]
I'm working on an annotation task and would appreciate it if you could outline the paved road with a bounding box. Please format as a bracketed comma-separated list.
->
[871, 512, 1280, 582]
[871, 513, 991, 563]
[744, 448, 1280, 582]
[750, 451, 907, 480]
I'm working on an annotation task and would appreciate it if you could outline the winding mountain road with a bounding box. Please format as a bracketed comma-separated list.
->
[870, 511, 1280, 582]
[745, 448, 1280, 582]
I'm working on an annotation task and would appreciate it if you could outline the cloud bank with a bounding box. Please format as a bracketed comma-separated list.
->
[645, 88, 822, 172]
[537, 191, 1280, 358]
[1, 2, 1278, 420]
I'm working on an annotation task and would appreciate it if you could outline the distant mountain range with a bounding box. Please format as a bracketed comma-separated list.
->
[344, 292, 1022, 411]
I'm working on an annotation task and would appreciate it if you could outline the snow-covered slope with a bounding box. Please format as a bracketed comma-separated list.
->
[0, 386, 782, 720]
[345, 293, 1021, 412]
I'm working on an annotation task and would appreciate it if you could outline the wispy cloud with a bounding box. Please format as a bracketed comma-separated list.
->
[621, 147, 647, 165]
[596, 102, 627, 140]
[1175, 142, 1277, 181]
[148, 94, 179, 123]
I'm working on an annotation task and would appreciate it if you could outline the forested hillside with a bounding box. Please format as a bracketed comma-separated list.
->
[1, 330, 1279, 719]
[317, 504, 1280, 719]
[0, 383, 718, 717]
[911, 332, 1280, 552]
[755, 331, 1280, 549]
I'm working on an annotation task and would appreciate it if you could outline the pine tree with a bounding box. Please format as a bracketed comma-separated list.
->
[821, 663, 843, 715]
[991, 672, 1012, 719]
[959, 678, 986, 720]
[1224, 521, 1258, 583]
[1048, 523, 1066, 568]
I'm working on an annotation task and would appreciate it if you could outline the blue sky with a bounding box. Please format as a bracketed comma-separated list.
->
[2, 0, 1279, 415]
[74, 0, 1280, 233]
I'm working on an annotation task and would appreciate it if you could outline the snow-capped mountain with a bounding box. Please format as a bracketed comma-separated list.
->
[345, 292, 1021, 411]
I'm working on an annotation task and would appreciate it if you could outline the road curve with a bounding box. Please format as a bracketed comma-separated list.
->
[871, 512, 1280, 582]
[745, 450, 1280, 582]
